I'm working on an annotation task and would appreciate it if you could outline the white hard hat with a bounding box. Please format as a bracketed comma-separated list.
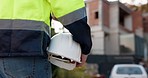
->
[47, 33, 81, 70]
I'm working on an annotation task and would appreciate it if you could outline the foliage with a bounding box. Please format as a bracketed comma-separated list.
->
[52, 64, 91, 78]
[127, 4, 148, 13]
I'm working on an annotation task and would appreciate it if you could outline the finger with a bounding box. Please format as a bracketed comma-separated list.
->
[76, 62, 85, 67]
[76, 63, 83, 67]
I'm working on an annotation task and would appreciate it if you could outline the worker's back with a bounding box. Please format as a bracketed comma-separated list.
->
[0, 0, 51, 25]
[0, 0, 51, 57]
[0, 0, 92, 57]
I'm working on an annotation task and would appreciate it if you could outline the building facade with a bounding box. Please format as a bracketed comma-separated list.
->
[85, 0, 145, 77]
[86, 0, 144, 57]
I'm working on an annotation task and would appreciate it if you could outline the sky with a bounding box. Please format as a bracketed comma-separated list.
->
[108, 0, 148, 5]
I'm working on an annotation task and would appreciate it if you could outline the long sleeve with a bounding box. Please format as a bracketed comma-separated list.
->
[48, 0, 92, 55]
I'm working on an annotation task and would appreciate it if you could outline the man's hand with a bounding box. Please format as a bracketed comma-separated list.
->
[76, 54, 88, 67]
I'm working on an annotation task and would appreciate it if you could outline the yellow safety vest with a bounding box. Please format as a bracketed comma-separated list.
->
[0, 0, 87, 56]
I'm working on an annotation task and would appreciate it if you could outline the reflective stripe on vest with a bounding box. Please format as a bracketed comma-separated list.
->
[48, 0, 86, 26]
[0, 19, 50, 36]
[48, 0, 85, 18]
[0, 19, 50, 56]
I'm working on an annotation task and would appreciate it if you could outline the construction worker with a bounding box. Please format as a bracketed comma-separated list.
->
[0, 0, 92, 78]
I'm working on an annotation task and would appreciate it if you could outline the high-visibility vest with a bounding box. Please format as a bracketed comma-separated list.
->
[0, 0, 87, 56]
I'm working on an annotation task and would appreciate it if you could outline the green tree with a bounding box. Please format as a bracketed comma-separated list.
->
[127, 4, 148, 13]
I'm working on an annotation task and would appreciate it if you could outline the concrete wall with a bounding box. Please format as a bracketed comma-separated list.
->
[109, 3, 120, 55]
[124, 15, 132, 31]
[91, 27, 105, 55]
[120, 34, 135, 55]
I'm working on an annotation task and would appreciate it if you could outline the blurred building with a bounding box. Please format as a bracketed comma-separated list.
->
[143, 13, 148, 61]
[85, 0, 145, 77]
[86, 0, 144, 56]
[143, 13, 148, 39]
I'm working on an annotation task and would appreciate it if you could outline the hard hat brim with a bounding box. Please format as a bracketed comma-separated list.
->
[49, 57, 76, 70]
[48, 53, 81, 63]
